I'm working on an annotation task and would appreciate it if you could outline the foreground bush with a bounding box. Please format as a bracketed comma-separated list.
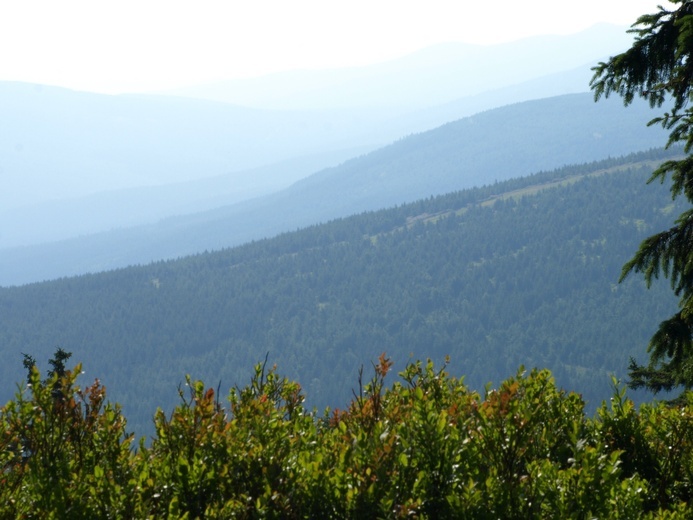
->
[2, 354, 693, 518]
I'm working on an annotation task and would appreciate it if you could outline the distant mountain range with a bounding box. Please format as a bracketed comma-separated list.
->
[163, 23, 632, 110]
[1, 24, 635, 254]
[0, 92, 668, 286]
[0, 81, 389, 211]
[0, 149, 679, 436]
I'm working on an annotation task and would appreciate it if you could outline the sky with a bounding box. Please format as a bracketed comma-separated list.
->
[0, 0, 668, 94]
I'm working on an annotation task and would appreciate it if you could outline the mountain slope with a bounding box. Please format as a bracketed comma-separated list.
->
[5, 25, 622, 208]
[0, 81, 398, 212]
[0, 92, 668, 286]
[0, 61, 596, 251]
[0, 147, 371, 248]
[1, 25, 634, 251]
[0, 148, 680, 435]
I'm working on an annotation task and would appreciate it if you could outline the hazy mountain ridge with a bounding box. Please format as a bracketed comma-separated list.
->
[1, 24, 634, 254]
[165, 24, 632, 110]
[0, 62, 595, 250]
[0, 92, 668, 287]
[0, 81, 395, 211]
[0, 147, 371, 248]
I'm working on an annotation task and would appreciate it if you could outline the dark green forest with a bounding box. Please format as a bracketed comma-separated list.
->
[0, 147, 682, 436]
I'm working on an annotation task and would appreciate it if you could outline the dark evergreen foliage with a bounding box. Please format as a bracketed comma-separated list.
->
[592, 0, 693, 394]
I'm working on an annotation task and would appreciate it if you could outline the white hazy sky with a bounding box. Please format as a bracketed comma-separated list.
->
[0, 0, 668, 94]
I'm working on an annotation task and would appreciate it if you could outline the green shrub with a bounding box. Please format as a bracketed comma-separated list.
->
[3, 354, 693, 518]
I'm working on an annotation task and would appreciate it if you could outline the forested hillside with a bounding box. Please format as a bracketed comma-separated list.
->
[0, 148, 681, 435]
